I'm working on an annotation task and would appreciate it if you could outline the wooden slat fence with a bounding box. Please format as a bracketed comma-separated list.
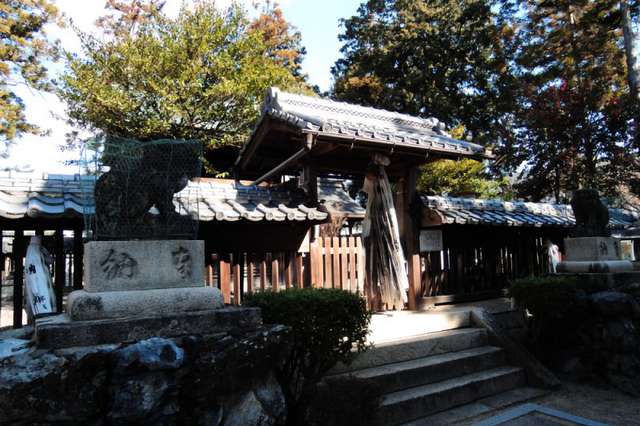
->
[206, 236, 366, 305]
[309, 236, 365, 292]
[421, 226, 567, 305]
[205, 251, 307, 305]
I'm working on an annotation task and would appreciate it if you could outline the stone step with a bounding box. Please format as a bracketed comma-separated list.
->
[400, 387, 548, 426]
[330, 328, 488, 374]
[328, 346, 505, 394]
[379, 366, 526, 425]
[368, 309, 471, 343]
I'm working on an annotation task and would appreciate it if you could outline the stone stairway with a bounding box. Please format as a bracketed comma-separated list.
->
[326, 310, 546, 425]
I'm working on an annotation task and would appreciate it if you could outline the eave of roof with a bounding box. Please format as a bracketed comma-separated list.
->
[0, 173, 329, 223]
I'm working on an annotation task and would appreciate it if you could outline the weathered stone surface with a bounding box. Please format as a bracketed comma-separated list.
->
[557, 260, 633, 273]
[109, 372, 172, 422]
[0, 323, 289, 424]
[254, 374, 287, 422]
[590, 291, 640, 318]
[223, 377, 286, 426]
[67, 286, 224, 320]
[84, 239, 205, 292]
[35, 307, 263, 349]
[115, 337, 185, 370]
[0, 338, 30, 359]
[564, 237, 621, 261]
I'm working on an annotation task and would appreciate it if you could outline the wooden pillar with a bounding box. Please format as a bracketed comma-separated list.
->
[247, 254, 254, 293]
[259, 255, 267, 291]
[54, 228, 65, 313]
[295, 253, 303, 288]
[271, 254, 279, 292]
[284, 252, 293, 290]
[220, 254, 231, 304]
[73, 224, 83, 290]
[233, 254, 242, 305]
[13, 230, 24, 328]
[397, 167, 420, 310]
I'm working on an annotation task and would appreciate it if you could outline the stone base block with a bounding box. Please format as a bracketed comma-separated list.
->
[84, 240, 204, 292]
[67, 287, 224, 321]
[35, 307, 263, 349]
[564, 237, 621, 261]
[557, 260, 633, 273]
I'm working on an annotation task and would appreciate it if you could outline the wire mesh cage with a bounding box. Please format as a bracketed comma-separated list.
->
[85, 137, 202, 240]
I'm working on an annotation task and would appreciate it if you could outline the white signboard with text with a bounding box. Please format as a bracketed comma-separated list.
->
[420, 229, 443, 252]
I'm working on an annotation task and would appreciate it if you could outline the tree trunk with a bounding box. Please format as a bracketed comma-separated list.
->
[622, 0, 639, 102]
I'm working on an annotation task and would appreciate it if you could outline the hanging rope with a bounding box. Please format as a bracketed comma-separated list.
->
[361, 164, 409, 310]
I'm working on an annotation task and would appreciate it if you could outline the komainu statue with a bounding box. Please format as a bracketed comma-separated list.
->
[94, 139, 201, 240]
[570, 189, 610, 237]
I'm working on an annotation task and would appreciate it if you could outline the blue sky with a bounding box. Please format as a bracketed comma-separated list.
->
[1, 0, 362, 173]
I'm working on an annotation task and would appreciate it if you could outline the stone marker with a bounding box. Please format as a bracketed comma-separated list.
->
[83, 240, 204, 292]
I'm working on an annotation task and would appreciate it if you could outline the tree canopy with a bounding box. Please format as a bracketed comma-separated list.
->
[333, 0, 640, 202]
[0, 0, 60, 144]
[417, 159, 510, 199]
[332, 0, 518, 147]
[507, 0, 637, 202]
[59, 1, 311, 172]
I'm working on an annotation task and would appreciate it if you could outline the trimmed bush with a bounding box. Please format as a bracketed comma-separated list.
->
[509, 275, 608, 359]
[244, 288, 371, 425]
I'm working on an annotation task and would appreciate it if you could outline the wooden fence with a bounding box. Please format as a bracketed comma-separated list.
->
[205, 236, 366, 305]
[420, 225, 567, 306]
[309, 236, 365, 292]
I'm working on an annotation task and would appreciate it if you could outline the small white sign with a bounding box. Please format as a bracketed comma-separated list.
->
[420, 229, 443, 252]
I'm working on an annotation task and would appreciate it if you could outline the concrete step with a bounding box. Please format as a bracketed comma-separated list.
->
[328, 346, 505, 394]
[379, 366, 526, 425]
[330, 328, 488, 374]
[368, 309, 471, 343]
[400, 387, 548, 426]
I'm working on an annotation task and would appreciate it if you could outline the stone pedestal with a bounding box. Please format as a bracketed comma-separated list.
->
[558, 236, 633, 273]
[35, 240, 229, 348]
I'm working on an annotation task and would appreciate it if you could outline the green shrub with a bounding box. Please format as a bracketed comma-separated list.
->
[244, 288, 371, 425]
[305, 376, 380, 426]
[509, 275, 582, 320]
[509, 275, 609, 357]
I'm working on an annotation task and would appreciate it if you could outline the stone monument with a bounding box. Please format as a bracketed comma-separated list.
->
[34, 139, 250, 349]
[557, 189, 632, 273]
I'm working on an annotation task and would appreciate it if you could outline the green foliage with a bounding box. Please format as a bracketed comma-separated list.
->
[418, 159, 511, 199]
[509, 275, 608, 351]
[332, 0, 519, 147]
[305, 376, 380, 426]
[506, 0, 638, 201]
[249, 0, 308, 81]
[244, 288, 371, 424]
[510, 275, 583, 320]
[59, 1, 311, 171]
[0, 0, 60, 143]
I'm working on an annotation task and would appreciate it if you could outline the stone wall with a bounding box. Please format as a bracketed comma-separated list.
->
[560, 285, 640, 395]
[0, 325, 289, 425]
[534, 278, 640, 395]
